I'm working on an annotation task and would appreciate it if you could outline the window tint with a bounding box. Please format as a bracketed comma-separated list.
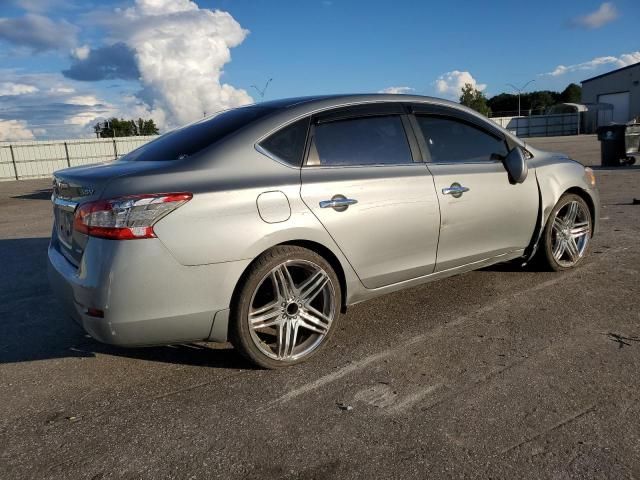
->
[311, 115, 412, 166]
[416, 115, 508, 163]
[124, 106, 276, 162]
[259, 117, 309, 166]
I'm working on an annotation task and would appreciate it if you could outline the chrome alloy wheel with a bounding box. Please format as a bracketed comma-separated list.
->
[247, 260, 336, 361]
[551, 200, 591, 267]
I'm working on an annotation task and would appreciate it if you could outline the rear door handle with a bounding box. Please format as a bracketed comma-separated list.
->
[319, 195, 358, 212]
[442, 183, 470, 198]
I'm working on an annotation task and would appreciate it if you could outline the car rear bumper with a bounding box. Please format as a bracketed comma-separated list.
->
[47, 237, 250, 346]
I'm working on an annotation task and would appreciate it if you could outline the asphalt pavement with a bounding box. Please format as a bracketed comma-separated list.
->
[0, 135, 638, 479]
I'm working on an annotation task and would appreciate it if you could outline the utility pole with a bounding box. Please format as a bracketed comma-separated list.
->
[250, 78, 273, 101]
[506, 80, 535, 117]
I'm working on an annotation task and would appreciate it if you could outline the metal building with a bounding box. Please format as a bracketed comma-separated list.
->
[581, 61, 640, 124]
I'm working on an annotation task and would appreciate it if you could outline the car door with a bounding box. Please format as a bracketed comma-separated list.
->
[300, 105, 440, 289]
[409, 106, 538, 272]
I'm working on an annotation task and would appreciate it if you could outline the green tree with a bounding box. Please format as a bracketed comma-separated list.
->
[459, 83, 491, 117]
[487, 93, 519, 115]
[528, 91, 559, 115]
[94, 117, 159, 138]
[560, 83, 582, 103]
[487, 90, 562, 116]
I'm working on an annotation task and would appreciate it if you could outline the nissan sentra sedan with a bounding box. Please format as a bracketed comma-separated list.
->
[48, 94, 599, 368]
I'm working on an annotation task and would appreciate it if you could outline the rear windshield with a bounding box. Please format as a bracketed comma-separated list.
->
[123, 106, 276, 162]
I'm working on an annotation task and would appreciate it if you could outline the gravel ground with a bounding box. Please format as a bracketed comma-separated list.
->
[0, 135, 638, 479]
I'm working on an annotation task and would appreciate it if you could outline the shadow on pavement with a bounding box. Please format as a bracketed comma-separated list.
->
[0, 237, 254, 370]
[479, 258, 547, 273]
[11, 189, 52, 201]
[591, 165, 640, 171]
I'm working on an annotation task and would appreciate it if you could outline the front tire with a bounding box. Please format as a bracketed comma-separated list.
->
[229, 246, 341, 369]
[537, 193, 592, 271]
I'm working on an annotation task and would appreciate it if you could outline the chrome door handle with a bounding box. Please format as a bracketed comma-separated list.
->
[442, 183, 470, 198]
[319, 195, 358, 212]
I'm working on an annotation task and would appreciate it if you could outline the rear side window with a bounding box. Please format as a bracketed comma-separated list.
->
[416, 115, 508, 163]
[259, 117, 309, 167]
[310, 115, 412, 166]
[124, 106, 276, 162]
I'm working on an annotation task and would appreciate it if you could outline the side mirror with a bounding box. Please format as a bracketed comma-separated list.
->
[502, 147, 528, 184]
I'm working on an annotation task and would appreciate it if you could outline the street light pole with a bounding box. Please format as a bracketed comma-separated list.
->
[506, 80, 535, 117]
[250, 78, 273, 102]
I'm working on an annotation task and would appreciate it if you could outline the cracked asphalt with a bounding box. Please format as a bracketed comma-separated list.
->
[0, 135, 639, 479]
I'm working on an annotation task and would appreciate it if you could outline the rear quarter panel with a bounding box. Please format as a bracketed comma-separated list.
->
[147, 140, 364, 303]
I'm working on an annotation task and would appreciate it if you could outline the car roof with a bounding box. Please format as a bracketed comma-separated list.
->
[253, 93, 462, 111]
[245, 94, 524, 148]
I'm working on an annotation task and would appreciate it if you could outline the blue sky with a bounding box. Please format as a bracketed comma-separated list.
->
[0, 0, 638, 140]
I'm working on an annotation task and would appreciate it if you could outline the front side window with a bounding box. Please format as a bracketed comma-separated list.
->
[259, 117, 309, 167]
[310, 115, 413, 166]
[416, 115, 508, 163]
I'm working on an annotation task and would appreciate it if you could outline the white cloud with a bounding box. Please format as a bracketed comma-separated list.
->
[49, 85, 75, 94]
[64, 96, 116, 126]
[1, 1, 252, 136]
[15, 0, 71, 13]
[88, 0, 253, 128]
[0, 70, 116, 139]
[64, 111, 111, 127]
[0, 14, 78, 52]
[543, 50, 640, 76]
[378, 86, 414, 94]
[67, 95, 102, 106]
[0, 82, 38, 96]
[434, 71, 486, 100]
[0, 119, 36, 141]
[71, 44, 90, 60]
[618, 51, 640, 66]
[125, 0, 198, 16]
[571, 2, 618, 29]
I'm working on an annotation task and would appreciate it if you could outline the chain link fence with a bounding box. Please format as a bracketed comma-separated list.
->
[0, 136, 156, 181]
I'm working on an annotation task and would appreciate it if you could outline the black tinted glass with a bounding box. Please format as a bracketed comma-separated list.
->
[313, 115, 412, 166]
[124, 106, 275, 162]
[416, 115, 508, 163]
[259, 117, 309, 167]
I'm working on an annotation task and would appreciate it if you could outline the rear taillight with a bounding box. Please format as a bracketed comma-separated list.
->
[73, 193, 192, 240]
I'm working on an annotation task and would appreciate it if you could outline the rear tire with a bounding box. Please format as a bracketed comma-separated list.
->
[229, 246, 341, 369]
[536, 193, 592, 272]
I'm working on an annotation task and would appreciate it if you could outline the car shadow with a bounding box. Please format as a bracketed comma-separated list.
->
[11, 188, 52, 200]
[591, 165, 640, 171]
[0, 237, 255, 370]
[480, 259, 542, 273]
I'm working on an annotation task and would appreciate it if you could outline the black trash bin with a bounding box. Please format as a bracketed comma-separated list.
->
[597, 124, 627, 166]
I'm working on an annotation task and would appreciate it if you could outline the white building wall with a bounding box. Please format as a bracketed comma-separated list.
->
[582, 63, 640, 123]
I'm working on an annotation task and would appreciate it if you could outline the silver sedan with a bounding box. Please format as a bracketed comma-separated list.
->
[48, 94, 599, 368]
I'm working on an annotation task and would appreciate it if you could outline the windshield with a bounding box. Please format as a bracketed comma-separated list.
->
[123, 106, 277, 161]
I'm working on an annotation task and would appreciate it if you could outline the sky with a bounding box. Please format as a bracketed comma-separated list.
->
[0, 0, 638, 141]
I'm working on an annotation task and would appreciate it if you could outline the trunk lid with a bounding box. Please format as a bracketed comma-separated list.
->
[51, 161, 170, 266]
